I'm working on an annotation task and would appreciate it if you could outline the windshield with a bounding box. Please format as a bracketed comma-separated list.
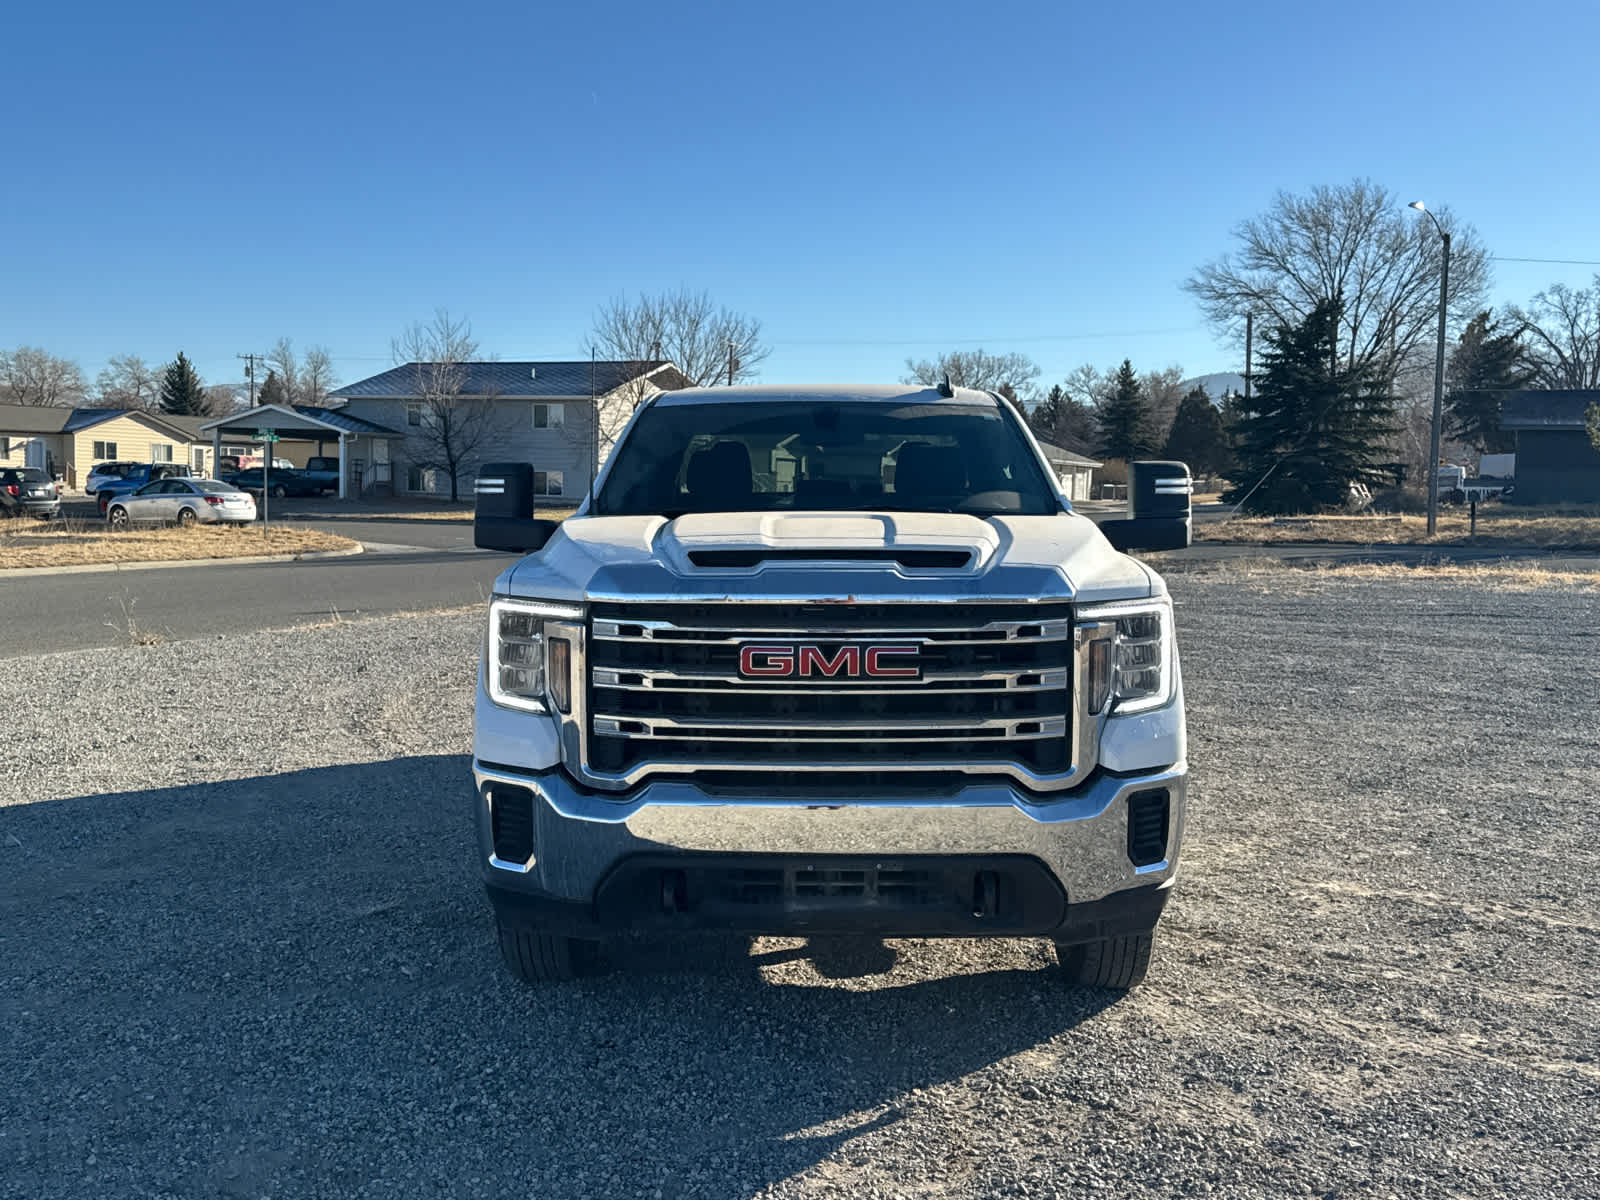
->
[594, 401, 1060, 517]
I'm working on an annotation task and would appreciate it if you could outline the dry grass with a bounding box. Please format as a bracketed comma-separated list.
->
[344, 505, 580, 522]
[0, 519, 359, 569]
[1198, 508, 1600, 549]
[1172, 555, 1600, 593]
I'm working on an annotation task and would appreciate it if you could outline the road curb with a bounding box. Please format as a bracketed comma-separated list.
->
[0, 543, 365, 580]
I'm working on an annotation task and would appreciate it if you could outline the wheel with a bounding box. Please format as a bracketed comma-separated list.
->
[107, 505, 130, 530]
[271, 484, 287, 499]
[176, 507, 197, 526]
[495, 915, 602, 984]
[1055, 931, 1154, 990]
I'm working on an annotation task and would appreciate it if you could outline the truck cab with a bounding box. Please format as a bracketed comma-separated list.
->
[471, 384, 1191, 987]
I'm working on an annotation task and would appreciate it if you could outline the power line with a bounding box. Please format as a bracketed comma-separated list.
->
[1489, 256, 1600, 266]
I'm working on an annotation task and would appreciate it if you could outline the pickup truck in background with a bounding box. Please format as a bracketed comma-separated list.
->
[301, 457, 340, 493]
[469, 383, 1192, 990]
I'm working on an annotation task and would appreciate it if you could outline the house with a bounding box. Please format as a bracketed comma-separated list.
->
[1498, 390, 1600, 504]
[1034, 440, 1103, 502]
[322, 360, 691, 501]
[0, 404, 206, 487]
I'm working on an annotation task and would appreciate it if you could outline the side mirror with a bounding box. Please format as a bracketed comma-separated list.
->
[474, 462, 561, 553]
[1099, 460, 1192, 553]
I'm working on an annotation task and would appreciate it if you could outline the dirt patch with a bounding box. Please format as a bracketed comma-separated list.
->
[0, 520, 359, 569]
[1168, 555, 1600, 592]
[1197, 508, 1600, 550]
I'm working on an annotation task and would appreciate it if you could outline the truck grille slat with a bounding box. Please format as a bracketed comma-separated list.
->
[587, 601, 1074, 780]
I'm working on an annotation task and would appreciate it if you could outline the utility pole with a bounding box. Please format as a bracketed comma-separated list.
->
[237, 352, 266, 406]
[1243, 312, 1253, 405]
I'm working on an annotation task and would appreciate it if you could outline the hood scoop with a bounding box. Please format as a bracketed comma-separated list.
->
[687, 547, 972, 569]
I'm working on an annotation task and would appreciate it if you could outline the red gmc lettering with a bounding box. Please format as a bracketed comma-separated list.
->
[797, 645, 860, 676]
[739, 644, 795, 676]
[864, 644, 920, 677]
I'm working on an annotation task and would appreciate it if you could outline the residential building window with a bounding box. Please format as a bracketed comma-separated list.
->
[533, 403, 565, 429]
[1, 437, 10, 458]
[93, 440, 118, 460]
[407, 404, 423, 427]
[534, 470, 564, 497]
[150, 443, 174, 463]
[407, 465, 431, 492]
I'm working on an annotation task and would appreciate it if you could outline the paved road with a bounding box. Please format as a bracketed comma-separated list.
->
[0, 547, 516, 659]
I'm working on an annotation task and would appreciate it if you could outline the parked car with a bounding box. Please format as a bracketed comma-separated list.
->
[96, 463, 195, 513]
[302, 456, 340, 492]
[104, 478, 257, 528]
[84, 461, 145, 498]
[227, 467, 326, 498]
[0, 467, 62, 518]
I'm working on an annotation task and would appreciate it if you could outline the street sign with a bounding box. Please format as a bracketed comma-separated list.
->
[255, 428, 280, 442]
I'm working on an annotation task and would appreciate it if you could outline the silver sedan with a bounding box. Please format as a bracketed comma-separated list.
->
[105, 478, 258, 528]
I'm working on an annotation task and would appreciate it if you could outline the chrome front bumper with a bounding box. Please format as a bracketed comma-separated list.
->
[473, 759, 1186, 928]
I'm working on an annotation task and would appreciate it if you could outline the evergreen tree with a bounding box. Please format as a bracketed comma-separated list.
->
[1587, 403, 1600, 453]
[158, 351, 209, 416]
[1163, 386, 1231, 477]
[1095, 359, 1159, 460]
[1445, 310, 1530, 453]
[1031, 383, 1099, 454]
[1223, 299, 1397, 514]
[258, 369, 289, 407]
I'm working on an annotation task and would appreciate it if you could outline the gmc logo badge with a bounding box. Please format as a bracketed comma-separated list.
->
[738, 643, 921, 680]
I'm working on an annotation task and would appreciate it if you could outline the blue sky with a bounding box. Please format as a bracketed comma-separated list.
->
[3, 0, 1597, 397]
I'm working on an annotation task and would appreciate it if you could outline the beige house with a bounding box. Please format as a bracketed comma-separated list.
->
[0, 404, 210, 487]
[1036, 441, 1102, 502]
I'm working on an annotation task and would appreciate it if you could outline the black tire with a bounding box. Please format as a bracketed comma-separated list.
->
[107, 505, 130, 530]
[271, 484, 287, 499]
[1055, 931, 1154, 990]
[176, 506, 197, 526]
[495, 915, 602, 984]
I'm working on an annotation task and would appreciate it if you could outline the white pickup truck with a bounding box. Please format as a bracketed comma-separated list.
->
[471, 384, 1191, 988]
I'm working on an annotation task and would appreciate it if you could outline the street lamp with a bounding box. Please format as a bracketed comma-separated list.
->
[1409, 200, 1451, 537]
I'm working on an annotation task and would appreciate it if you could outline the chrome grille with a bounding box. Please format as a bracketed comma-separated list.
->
[586, 601, 1073, 782]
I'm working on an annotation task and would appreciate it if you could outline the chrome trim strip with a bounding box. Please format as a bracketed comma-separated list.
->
[593, 617, 1071, 641]
[590, 714, 1069, 740]
[591, 666, 1069, 692]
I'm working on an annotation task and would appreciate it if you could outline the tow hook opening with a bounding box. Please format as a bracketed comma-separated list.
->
[972, 870, 1000, 918]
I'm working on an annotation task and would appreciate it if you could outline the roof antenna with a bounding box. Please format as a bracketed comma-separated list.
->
[936, 373, 954, 398]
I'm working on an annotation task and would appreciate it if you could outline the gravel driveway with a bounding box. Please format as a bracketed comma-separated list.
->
[2, 573, 1596, 1199]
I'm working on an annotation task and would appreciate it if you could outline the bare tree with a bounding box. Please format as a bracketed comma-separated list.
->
[1140, 365, 1187, 447]
[205, 383, 242, 415]
[300, 346, 337, 405]
[0, 346, 88, 406]
[1507, 275, 1600, 390]
[392, 310, 496, 503]
[93, 354, 162, 409]
[1185, 179, 1490, 380]
[586, 288, 768, 452]
[902, 349, 1043, 405]
[266, 338, 302, 404]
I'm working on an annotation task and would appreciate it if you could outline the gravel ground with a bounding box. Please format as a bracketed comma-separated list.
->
[2, 574, 1597, 1199]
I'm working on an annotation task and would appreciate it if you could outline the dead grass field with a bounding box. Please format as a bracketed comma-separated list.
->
[1197, 507, 1600, 549]
[1169, 554, 1600, 592]
[0, 521, 359, 569]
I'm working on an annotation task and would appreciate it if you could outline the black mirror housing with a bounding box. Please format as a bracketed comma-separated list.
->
[474, 516, 560, 553]
[474, 462, 560, 552]
[1099, 460, 1192, 553]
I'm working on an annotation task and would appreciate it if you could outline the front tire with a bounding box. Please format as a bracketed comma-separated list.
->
[271, 484, 287, 499]
[107, 505, 130, 530]
[176, 507, 197, 526]
[495, 915, 602, 984]
[1055, 931, 1154, 990]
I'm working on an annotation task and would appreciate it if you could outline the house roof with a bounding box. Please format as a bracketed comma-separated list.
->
[1035, 440, 1103, 468]
[326, 360, 678, 400]
[0, 404, 198, 440]
[1499, 390, 1600, 430]
[198, 403, 402, 437]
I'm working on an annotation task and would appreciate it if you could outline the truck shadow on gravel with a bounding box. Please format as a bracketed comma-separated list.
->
[3, 756, 1119, 1199]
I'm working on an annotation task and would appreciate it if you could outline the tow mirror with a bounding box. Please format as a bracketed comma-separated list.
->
[474, 462, 561, 553]
[1099, 460, 1192, 553]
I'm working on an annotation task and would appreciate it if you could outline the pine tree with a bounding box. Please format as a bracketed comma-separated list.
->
[1163, 386, 1231, 477]
[1223, 299, 1397, 514]
[258, 369, 289, 407]
[1446, 310, 1530, 453]
[1031, 383, 1099, 455]
[158, 352, 209, 416]
[1095, 360, 1158, 460]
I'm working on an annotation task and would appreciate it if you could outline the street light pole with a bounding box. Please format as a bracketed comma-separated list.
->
[1409, 201, 1451, 537]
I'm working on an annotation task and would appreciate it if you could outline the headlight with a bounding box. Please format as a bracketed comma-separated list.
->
[487, 597, 582, 713]
[1078, 597, 1174, 716]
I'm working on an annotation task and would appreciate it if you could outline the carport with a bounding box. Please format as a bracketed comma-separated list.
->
[199, 404, 402, 500]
